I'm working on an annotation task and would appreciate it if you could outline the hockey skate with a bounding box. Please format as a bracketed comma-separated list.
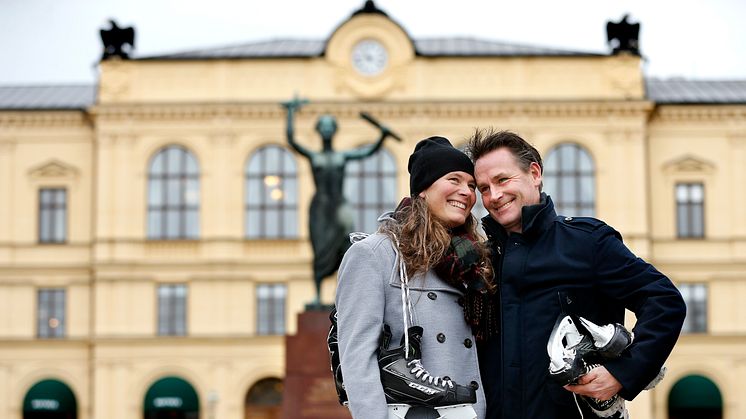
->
[379, 324, 478, 419]
[327, 308, 348, 406]
[547, 315, 663, 419]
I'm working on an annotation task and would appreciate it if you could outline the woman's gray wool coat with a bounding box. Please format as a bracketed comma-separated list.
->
[336, 233, 486, 419]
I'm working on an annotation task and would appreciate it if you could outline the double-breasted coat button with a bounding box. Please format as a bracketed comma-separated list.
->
[464, 338, 473, 348]
[427, 292, 437, 300]
[470, 381, 479, 390]
[437, 333, 446, 343]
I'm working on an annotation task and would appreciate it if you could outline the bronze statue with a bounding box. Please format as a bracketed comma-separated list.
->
[100, 19, 135, 60]
[281, 98, 401, 308]
[606, 14, 640, 56]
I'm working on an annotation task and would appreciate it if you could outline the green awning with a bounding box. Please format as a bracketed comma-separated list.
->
[143, 376, 199, 412]
[23, 379, 77, 413]
[669, 374, 723, 409]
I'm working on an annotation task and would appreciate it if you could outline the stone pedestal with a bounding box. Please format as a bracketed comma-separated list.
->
[281, 310, 350, 419]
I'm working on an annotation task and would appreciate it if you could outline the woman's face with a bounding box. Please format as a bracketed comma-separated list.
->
[419, 171, 477, 228]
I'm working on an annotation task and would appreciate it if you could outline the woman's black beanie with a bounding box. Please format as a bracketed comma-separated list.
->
[408, 136, 474, 196]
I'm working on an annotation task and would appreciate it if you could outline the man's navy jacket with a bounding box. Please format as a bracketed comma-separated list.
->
[478, 194, 686, 419]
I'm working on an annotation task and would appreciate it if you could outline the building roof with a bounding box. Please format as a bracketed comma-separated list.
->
[141, 37, 601, 60]
[646, 78, 746, 104]
[0, 84, 96, 110]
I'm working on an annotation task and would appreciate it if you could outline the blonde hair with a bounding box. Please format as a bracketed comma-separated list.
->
[379, 196, 493, 282]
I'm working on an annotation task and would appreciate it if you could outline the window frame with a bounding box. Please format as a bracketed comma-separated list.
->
[679, 282, 707, 334]
[543, 143, 596, 217]
[256, 283, 287, 335]
[675, 182, 705, 239]
[37, 288, 66, 339]
[157, 283, 188, 336]
[38, 188, 67, 244]
[344, 148, 398, 233]
[244, 145, 299, 239]
[147, 145, 200, 240]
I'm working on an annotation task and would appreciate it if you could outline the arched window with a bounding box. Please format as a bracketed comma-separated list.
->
[543, 143, 595, 217]
[344, 149, 398, 233]
[147, 145, 200, 239]
[245, 146, 298, 239]
[244, 377, 283, 419]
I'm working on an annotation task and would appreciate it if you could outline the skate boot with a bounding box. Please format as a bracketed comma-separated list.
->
[547, 315, 638, 419]
[327, 308, 348, 406]
[378, 324, 477, 419]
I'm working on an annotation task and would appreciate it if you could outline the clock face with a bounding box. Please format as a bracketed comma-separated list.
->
[351, 39, 388, 76]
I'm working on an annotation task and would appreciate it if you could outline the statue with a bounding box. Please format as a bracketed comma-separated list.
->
[606, 14, 640, 55]
[281, 98, 402, 308]
[100, 19, 135, 60]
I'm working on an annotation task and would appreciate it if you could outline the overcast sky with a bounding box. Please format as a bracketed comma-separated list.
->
[1, 0, 745, 85]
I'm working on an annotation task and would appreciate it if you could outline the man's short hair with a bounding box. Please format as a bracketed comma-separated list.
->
[466, 129, 543, 174]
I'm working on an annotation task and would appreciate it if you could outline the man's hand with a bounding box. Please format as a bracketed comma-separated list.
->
[564, 366, 622, 401]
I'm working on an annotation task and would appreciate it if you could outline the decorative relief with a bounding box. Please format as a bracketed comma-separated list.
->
[653, 105, 746, 122]
[662, 155, 716, 174]
[92, 101, 653, 122]
[28, 159, 80, 180]
[0, 111, 89, 128]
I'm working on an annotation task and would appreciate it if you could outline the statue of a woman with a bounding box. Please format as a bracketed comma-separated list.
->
[281, 98, 400, 308]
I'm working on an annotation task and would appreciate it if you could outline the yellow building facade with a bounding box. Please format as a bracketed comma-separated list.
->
[1, 3, 745, 419]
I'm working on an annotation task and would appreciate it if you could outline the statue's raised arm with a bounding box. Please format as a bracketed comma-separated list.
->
[281, 97, 313, 158]
[344, 111, 403, 161]
[279, 97, 403, 308]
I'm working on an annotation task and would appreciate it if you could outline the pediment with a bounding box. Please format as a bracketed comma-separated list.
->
[28, 159, 80, 179]
[662, 155, 716, 174]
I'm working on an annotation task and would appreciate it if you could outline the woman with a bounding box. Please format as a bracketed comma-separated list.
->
[336, 136, 497, 419]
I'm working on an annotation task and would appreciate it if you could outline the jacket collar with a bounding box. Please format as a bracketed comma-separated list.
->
[481, 193, 556, 243]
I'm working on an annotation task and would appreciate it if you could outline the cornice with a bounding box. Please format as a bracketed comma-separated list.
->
[89, 100, 654, 122]
[651, 104, 746, 122]
[0, 111, 91, 128]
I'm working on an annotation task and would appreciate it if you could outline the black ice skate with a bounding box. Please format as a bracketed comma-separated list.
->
[327, 308, 348, 406]
[378, 324, 477, 419]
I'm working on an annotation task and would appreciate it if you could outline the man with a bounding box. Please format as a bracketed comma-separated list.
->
[467, 129, 686, 419]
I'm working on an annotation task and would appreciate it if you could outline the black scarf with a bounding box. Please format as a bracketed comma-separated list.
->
[433, 227, 499, 341]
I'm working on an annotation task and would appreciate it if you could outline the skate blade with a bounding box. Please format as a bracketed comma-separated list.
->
[435, 404, 477, 419]
[387, 404, 410, 419]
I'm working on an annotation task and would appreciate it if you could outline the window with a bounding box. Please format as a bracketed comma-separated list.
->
[543, 143, 595, 217]
[676, 183, 704, 238]
[158, 284, 187, 336]
[38, 289, 65, 338]
[256, 284, 286, 335]
[344, 149, 398, 232]
[679, 283, 707, 333]
[147, 146, 200, 240]
[39, 188, 67, 243]
[245, 146, 298, 239]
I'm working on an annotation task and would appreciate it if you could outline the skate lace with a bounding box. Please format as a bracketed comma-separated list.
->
[407, 359, 455, 388]
[392, 233, 415, 359]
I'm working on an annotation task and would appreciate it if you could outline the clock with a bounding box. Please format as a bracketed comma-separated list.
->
[351, 39, 388, 76]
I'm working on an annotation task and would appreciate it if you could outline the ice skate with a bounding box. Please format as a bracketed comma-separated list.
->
[547, 315, 665, 419]
[379, 324, 478, 419]
[327, 308, 348, 406]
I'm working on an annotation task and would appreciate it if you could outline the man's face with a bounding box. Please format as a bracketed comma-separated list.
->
[474, 147, 542, 234]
